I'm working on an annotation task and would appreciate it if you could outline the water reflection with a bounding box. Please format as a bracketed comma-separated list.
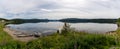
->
[7, 22, 118, 34]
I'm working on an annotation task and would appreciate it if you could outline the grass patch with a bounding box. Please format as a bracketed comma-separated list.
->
[0, 23, 12, 43]
[0, 23, 26, 49]
[27, 33, 119, 49]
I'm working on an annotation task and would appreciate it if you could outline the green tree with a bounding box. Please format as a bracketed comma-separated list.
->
[117, 18, 120, 27]
[61, 23, 71, 35]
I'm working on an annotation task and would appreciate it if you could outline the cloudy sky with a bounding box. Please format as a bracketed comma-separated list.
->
[0, 0, 119, 19]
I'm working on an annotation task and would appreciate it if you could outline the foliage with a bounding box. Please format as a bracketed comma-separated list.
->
[117, 18, 120, 27]
[27, 33, 119, 49]
[0, 23, 12, 43]
[60, 23, 71, 35]
[117, 18, 120, 22]
[0, 18, 9, 21]
[60, 18, 117, 23]
[0, 41, 26, 49]
[0, 23, 26, 49]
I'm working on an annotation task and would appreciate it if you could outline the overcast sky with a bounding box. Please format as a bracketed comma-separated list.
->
[0, 0, 119, 19]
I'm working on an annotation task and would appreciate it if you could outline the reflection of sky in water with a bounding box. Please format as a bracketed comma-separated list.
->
[70, 23, 118, 33]
[7, 22, 118, 34]
[8, 22, 64, 33]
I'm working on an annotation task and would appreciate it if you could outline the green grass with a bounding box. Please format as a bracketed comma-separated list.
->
[0, 22, 120, 49]
[0, 23, 26, 49]
[0, 23, 12, 43]
[26, 33, 119, 49]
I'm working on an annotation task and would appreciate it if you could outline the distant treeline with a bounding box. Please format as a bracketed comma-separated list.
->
[10, 19, 50, 24]
[0, 18, 50, 24]
[59, 18, 117, 23]
[0, 18, 118, 24]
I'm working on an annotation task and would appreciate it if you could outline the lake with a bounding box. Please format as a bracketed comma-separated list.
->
[7, 22, 118, 34]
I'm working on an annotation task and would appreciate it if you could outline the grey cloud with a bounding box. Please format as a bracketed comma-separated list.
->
[0, 0, 120, 19]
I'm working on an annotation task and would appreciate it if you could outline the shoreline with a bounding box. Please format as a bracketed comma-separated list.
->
[3, 25, 117, 42]
[3, 27, 37, 42]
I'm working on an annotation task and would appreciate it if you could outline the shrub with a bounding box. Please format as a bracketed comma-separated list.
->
[27, 33, 119, 49]
[60, 23, 74, 35]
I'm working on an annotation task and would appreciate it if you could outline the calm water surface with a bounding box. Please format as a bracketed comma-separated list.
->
[7, 22, 118, 34]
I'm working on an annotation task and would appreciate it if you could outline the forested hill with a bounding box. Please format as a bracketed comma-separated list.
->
[0, 18, 117, 24]
[59, 18, 117, 23]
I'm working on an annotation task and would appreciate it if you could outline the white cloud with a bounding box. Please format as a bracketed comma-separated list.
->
[0, 13, 5, 18]
[0, 0, 119, 19]
[0, 0, 35, 14]
[41, 9, 53, 12]
[58, 0, 88, 7]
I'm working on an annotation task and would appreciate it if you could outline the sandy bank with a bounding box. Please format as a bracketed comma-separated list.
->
[3, 28, 37, 42]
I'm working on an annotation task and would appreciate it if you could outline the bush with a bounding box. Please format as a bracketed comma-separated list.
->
[27, 33, 119, 49]
[117, 18, 120, 27]
[0, 41, 26, 49]
[61, 23, 71, 34]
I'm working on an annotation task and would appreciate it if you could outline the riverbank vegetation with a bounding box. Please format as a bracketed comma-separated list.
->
[27, 32, 120, 49]
[0, 19, 120, 49]
[0, 23, 26, 49]
[0, 23, 11, 43]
